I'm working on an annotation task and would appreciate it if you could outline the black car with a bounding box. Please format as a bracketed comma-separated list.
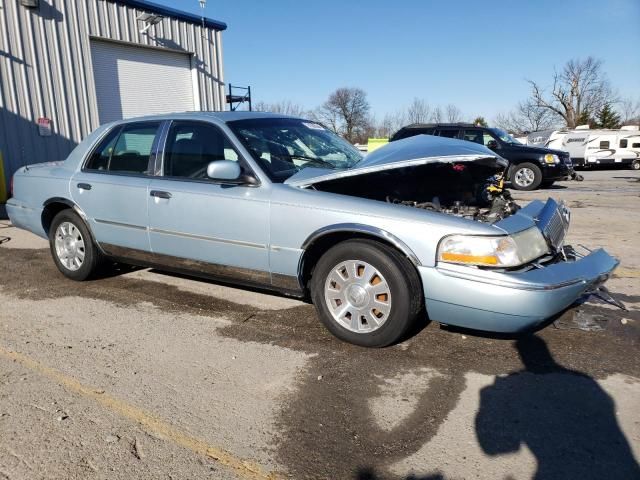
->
[390, 123, 574, 190]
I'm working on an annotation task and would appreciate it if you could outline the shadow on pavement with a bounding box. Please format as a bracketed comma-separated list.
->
[475, 334, 640, 479]
[355, 468, 444, 479]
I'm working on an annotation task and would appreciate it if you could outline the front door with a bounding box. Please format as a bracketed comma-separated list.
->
[71, 121, 162, 254]
[147, 120, 270, 282]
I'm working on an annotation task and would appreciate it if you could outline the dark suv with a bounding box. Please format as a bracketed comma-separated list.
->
[390, 123, 574, 190]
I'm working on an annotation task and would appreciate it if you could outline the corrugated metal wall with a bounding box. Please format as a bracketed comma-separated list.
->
[0, 0, 226, 193]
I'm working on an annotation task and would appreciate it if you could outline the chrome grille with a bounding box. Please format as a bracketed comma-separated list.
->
[536, 199, 570, 250]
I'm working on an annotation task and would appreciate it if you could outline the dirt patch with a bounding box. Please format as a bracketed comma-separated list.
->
[1, 247, 639, 479]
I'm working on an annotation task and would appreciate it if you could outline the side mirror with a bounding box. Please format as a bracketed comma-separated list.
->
[486, 140, 499, 150]
[207, 160, 242, 181]
[206, 160, 259, 186]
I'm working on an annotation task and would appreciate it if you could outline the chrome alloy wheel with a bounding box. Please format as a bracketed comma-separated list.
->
[54, 221, 85, 271]
[324, 259, 392, 333]
[514, 167, 535, 188]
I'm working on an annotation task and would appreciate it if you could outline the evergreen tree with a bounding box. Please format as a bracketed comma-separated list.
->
[595, 104, 621, 129]
[575, 110, 594, 128]
[473, 116, 488, 127]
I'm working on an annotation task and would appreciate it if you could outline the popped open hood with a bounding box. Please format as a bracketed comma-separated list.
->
[284, 134, 508, 187]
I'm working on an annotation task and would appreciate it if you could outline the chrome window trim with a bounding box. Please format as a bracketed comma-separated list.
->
[81, 121, 164, 176]
[156, 119, 261, 186]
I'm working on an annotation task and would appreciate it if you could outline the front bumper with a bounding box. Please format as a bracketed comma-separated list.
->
[543, 161, 573, 181]
[419, 248, 619, 333]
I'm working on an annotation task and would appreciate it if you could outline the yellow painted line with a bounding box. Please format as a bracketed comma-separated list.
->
[0, 346, 280, 480]
[613, 267, 640, 279]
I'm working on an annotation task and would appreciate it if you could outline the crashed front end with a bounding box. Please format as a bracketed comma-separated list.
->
[288, 135, 620, 333]
[420, 198, 620, 332]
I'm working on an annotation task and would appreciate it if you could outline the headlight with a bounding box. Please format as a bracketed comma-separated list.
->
[544, 154, 560, 164]
[437, 227, 549, 267]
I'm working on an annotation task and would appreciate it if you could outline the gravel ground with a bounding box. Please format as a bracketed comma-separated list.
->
[0, 169, 638, 480]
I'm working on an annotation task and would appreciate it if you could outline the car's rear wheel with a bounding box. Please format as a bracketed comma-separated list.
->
[49, 209, 101, 281]
[511, 162, 542, 190]
[632, 159, 640, 171]
[310, 239, 422, 347]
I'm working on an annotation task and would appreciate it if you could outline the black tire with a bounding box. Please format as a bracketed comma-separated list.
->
[49, 209, 102, 281]
[310, 239, 423, 347]
[632, 159, 640, 171]
[510, 162, 543, 190]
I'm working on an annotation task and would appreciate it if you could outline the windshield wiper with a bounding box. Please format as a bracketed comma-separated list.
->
[289, 155, 336, 169]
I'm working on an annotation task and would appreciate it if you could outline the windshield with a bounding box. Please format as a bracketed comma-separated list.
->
[227, 118, 363, 182]
[489, 128, 519, 144]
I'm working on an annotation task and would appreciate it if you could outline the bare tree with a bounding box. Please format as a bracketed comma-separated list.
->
[495, 100, 561, 133]
[431, 106, 443, 123]
[445, 104, 463, 122]
[374, 110, 407, 138]
[619, 97, 640, 125]
[253, 100, 307, 117]
[528, 57, 615, 128]
[406, 98, 431, 124]
[315, 87, 371, 143]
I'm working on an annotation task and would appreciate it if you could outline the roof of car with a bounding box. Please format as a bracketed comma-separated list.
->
[107, 111, 304, 125]
[399, 123, 479, 129]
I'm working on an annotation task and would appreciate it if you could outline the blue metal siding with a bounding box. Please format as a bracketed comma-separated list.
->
[0, 0, 226, 199]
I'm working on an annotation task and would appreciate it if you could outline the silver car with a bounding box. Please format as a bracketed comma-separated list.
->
[7, 112, 619, 347]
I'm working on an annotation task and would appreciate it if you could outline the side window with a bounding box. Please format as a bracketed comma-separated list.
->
[633, 143, 640, 148]
[482, 133, 497, 147]
[163, 121, 240, 179]
[619, 139, 628, 148]
[463, 130, 483, 144]
[438, 129, 459, 139]
[85, 127, 121, 171]
[599, 141, 610, 149]
[85, 122, 160, 174]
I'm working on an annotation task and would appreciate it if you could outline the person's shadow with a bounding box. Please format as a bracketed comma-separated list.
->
[475, 335, 640, 479]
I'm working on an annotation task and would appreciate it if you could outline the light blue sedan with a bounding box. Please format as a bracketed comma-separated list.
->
[7, 112, 619, 347]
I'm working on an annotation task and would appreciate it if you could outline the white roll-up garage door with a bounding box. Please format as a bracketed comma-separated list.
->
[91, 40, 195, 124]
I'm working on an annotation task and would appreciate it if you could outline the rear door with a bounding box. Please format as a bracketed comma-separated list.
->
[147, 120, 271, 278]
[462, 129, 485, 145]
[71, 121, 162, 254]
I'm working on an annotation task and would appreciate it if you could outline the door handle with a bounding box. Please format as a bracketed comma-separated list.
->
[150, 190, 172, 199]
[77, 183, 92, 190]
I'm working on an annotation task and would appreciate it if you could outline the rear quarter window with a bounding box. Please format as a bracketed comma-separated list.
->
[84, 122, 161, 174]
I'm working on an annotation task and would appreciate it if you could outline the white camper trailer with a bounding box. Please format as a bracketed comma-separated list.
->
[560, 126, 640, 169]
[525, 129, 569, 150]
[524, 126, 640, 169]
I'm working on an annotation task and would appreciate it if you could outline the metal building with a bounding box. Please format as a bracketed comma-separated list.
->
[0, 0, 227, 199]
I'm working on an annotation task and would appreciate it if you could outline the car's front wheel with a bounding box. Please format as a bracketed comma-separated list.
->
[310, 239, 423, 347]
[49, 209, 102, 281]
[511, 162, 542, 190]
[631, 159, 640, 171]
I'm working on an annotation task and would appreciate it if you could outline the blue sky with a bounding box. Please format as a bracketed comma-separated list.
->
[157, 0, 640, 121]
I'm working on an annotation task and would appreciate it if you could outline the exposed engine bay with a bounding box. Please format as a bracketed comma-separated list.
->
[312, 160, 520, 223]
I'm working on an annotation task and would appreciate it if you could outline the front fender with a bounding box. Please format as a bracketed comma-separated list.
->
[301, 223, 421, 266]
